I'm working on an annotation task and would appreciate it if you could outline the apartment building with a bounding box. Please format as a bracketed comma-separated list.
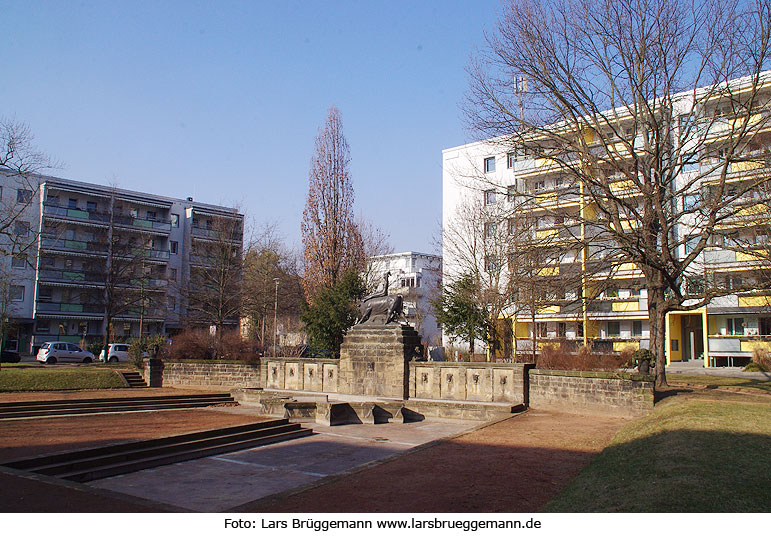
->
[367, 252, 442, 346]
[442, 73, 771, 367]
[0, 171, 243, 353]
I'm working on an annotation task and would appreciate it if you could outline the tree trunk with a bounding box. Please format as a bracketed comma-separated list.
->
[647, 285, 668, 388]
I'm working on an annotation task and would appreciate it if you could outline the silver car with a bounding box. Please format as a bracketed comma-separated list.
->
[36, 342, 95, 364]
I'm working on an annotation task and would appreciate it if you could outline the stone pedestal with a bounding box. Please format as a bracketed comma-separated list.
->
[338, 324, 421, 399]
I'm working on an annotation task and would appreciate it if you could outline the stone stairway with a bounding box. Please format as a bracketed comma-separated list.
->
[120, 371, 147, 388]
[0, 393, 237, 420]
[2, 419, 313, 482]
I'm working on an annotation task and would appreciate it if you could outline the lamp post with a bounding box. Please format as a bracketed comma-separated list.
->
[273, 278, 280, 357]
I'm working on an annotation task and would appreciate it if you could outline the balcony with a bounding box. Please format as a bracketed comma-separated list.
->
[192, 226, 242, 242]
[43, 203, 110, 227]
[38, 269, 106, 286]
[35, 302, 104, 315]
[41, 237, 109, 255]
[113, 214, 172, 233]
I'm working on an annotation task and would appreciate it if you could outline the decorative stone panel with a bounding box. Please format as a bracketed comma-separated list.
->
[322, 363, 339, 393]
[285, 362, 301, 390]
[414, 366, 435, 399]
[439, 367, 463, 400]
[465, 368, 490, 402]
[304, 362, 322, 392]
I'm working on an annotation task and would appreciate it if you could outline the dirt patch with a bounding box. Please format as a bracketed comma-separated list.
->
[0, 408, 267, 463]
[0, 387, 216, 402]
[242, 409, 629, 513]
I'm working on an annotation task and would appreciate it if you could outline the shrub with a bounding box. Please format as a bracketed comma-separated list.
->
[166, 328, 259, 361]
[752, 349, 771, 371]
[536, 342, 630, 371]
[87, 342, 105, 357]
[743, 362, 767, 372]
[632, 348, 656, 367]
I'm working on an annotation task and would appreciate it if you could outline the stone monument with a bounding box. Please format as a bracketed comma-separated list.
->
[338, 272, 422, 399]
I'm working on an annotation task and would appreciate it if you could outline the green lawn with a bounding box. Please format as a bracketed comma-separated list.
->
[0, 366, 127, 391]
[668, 374, 771, 394]
[545, 396, 771, 512]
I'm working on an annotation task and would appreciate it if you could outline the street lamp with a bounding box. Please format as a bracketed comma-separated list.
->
[273, 277, 280, 357]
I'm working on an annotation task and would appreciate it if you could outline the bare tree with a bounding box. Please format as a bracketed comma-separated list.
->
[242, 222, 305, 349]
[301, 106, 364, 302]
[186, 212, 244, 338]
[465, 0, 771, 386]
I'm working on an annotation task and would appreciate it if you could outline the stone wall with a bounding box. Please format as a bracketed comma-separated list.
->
[145, 360, 261, 389]
[528, 369, 654, 416]
[409, 361, 529, 404]
[265, 358, 340, 393]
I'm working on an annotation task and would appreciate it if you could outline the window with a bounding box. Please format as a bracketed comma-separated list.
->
[727, 317, 745, 335]
[557, 323, 566, 338]
[683, 193, 700, 210]
[536, 322, 548, 338]
[507, 185, 516, 202]
[146, 210, 156, 221]
[47, 195, 60, 206]
[11, 255, 25, 268]
[171, 213, 180, 228]
[607, 321, 621, 337]
[10, 285, 24, 302]
[86, 201, 97, 212]
[632, 320, 643, 337]
[484, 157, 496, 173]
[168, 297, 176, 311]
[68, 198, 78, 209]
[169, 241, 178, 254]
[123, 322, 132, 334]
[577, 322, 584, 338]
[724, 275, 742, 290]
[38, 287, 52, 302]
[484, 222, 497, 238]
[169, 268, 177, 281]
[16, 189, 33, 203]
[484, 190, 497, 205]
[36, 320, 50, 334]
[130, 208, 138, 218]
[507, 152, 516, 168]
[14, 221, 30, 237]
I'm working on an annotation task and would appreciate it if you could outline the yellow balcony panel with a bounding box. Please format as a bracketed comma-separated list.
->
[615, 262, 637, 272]
[740, 340, 771, 353]
[535, 228, 559, 240]
[582, 128, 595, 145]
[609, 179, 635, 192]
[534, 192, 559, 203]
[612, 300, 640, 312]
[537, 305, 561, 314]
[534, 157, 558, 168]
[736, 250, 768, 262]
[613, 341, 640, 352]
[537, 266, 559, 277]
[735, 203, 767, 217]
[731, 160, 765, 173]
[738, 295, 771, 307]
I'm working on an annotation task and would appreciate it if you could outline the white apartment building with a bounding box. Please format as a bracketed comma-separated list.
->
[443, 72, 771, 367]
[366, 252, 442, 346]
[0, 170, 243, 354]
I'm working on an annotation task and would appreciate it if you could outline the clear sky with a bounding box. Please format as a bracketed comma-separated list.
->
[2, 0, 501, 254]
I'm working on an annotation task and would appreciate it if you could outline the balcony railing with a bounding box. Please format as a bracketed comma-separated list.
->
[43, 203, 110, 226]
[38, 269, 106, 285]
[192, 226, 242, 241]
[35, 301, 104, 314]
[113, 214, 172, 233]
[40, 237, 109, 254]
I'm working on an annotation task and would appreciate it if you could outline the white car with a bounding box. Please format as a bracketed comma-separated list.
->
[99, 343, 130, 363]
[36, 342, 95, 364]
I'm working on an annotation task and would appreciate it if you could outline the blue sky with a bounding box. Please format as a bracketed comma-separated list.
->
[2, 0, 501, 253]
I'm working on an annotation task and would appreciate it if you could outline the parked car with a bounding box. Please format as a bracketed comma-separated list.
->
[1, 350, 21, 363]
[99, 343, 130, 363]
[36, 342, 95, 364]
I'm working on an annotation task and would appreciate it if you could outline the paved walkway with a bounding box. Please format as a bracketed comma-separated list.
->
[89, 419, 477, 512]
[667, 360, 771, 380]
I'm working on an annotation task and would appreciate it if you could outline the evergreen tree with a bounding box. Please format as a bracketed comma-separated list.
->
[432, 274, 489, 355]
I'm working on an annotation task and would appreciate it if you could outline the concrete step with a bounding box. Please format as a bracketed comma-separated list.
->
[0, 394, 236, 419]
[3, 419, 314, 483]
[120, 371, 147, 387]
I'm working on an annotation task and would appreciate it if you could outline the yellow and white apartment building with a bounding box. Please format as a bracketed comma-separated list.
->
[442, 74, 771, 367]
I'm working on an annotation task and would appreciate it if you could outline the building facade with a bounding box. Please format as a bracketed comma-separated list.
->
[366, 252, 442, 346]
[0, 171, 243, 353]
[443, 73, 771, 367]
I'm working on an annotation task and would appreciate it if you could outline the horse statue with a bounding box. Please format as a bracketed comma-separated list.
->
[356, 271, 406, 325]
